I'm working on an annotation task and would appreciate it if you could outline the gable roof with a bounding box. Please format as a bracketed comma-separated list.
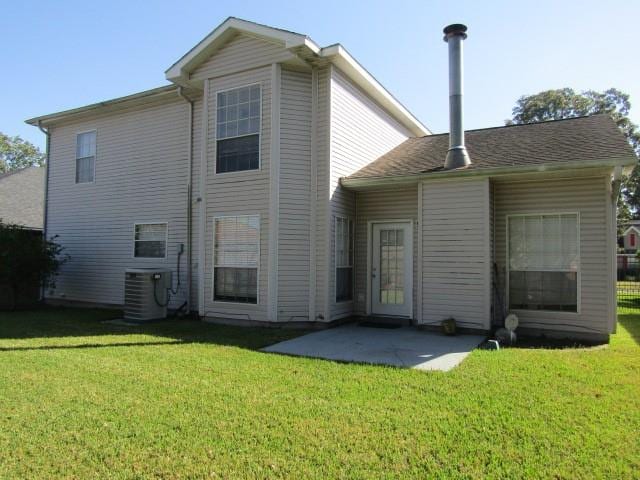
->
[166, 17, 320, 80]
[342, 115, 637, 187]
[0, 166, 44, 230]
[622, 226, 640, 237]
[166, 17, 429, 136]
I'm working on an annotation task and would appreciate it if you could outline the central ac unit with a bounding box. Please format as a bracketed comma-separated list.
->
[124, 268, 172, 321]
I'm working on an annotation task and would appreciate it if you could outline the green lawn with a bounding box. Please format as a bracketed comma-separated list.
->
[0, 308, 638, 479]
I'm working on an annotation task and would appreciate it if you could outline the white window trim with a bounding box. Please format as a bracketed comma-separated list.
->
[132, 222, 168, 260]
[335, 216, 354, 304]
[75, 129, 97, 184]
[505, 212, 581, 315]
[213, 82, 262, 176]
[211, 214, 261, 305]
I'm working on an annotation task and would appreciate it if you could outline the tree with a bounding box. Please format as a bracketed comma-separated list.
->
[0, 132, 45, 174]
[0, 223, 68, 309]
[507, 88, 640, 215]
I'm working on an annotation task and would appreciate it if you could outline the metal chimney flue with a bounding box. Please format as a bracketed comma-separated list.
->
[443, 23, 471, 169]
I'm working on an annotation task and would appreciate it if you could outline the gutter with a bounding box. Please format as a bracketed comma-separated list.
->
[37, 121, 50, 301]
[340, 157, 637, 190]
[177, 87, 194, 315]
[26, 85, 178, 127]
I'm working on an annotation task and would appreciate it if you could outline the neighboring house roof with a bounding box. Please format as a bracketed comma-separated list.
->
[26, 17, 429, 136]
[0, 166, 44, 230]
[343, 115, 637, 187]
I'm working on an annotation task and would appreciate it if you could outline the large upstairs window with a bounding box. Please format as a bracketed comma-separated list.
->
[216, 85, 260, 173]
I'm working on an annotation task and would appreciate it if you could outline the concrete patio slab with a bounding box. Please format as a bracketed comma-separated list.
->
[262, 324, 485, 371]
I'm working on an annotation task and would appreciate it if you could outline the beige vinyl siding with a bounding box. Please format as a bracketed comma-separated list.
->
[191, 33, 295, 81]
[328, 66, 412, 320]
[494, 176, 612, 334]
[421, 178, 492, 330]
[189, 94, 204, 310]
[277, 68, 312, 320]
[46, 97, 190, 308]
[314, 66, 330, 320]
[489, 180, 497, 325]
[354, 186, 419, 316]
[202, 66, 272, 321]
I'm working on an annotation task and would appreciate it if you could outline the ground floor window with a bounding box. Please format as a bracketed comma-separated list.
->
[213, 215, 259, 304]
[508, 213, 579, 312]
[134, 223, 167, 258]
[335, 217, 354, 302]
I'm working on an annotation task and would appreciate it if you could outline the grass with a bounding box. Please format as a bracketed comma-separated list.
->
[0, 308, 639, 479]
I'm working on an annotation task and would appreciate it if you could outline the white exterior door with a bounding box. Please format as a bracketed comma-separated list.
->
[371, 222, 413, 317]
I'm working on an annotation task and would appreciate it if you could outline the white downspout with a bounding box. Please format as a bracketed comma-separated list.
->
[178, 87, 194, 314]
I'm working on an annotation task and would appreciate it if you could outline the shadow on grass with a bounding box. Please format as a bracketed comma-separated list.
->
[616, 298, 640, 311]
[0, 340, 185, 352]
[618, 313, 640, 346]
[0, 306, 301, 351]
[501, 337, 605, 350]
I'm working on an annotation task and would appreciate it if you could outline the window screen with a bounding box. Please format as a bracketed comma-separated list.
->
[76, 131, 96, 183]
[336, 217, 354, 302]
[216, 85, 260, 173]
[214, 215, 259, 303]
[134, 223, 167, 258]
[508, 214, 579, 312]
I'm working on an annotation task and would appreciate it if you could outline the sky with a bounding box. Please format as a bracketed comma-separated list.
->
[2, 0, 639, 150]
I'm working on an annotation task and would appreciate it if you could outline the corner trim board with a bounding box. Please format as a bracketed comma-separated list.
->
[416, 181, 423, 323]
[482, 178, 491, 329]
[267, 63, 281, 321]
[197, 79, 209, 316]
[308, 67, 318, 321]
[324, 65, 333, 321]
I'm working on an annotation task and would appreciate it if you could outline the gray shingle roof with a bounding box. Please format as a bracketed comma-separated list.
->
[346, 114, 636, 180]
[0, 167, 44, 230]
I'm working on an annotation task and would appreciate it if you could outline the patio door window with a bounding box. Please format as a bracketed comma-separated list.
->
[371, 222, 412, 317]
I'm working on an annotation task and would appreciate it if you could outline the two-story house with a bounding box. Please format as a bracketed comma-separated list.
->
[27, 18, 636, 341]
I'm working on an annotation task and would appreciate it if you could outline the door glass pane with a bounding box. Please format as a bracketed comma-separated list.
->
[379, 228, 404, 305]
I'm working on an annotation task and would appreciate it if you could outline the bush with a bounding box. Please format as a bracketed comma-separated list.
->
[0, 222, 68, 309]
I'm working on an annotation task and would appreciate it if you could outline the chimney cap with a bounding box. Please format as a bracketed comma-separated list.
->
[443, 23, 467, 41]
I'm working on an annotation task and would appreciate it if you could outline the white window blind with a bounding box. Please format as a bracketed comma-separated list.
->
[214, 215, 259, 303]
[508, 214, 579, 312]
[134, 223, 167, 258]
[76, 131, 96, 183]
